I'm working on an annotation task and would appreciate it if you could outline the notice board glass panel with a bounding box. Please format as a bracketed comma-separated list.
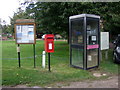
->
[71, 18, 84, 44]
[72, 48, 83, 68]
[16, 25, 35, 44]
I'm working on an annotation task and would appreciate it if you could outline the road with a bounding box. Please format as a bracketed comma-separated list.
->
[2, 75, 119, 89]
[62, 76, 119, 88]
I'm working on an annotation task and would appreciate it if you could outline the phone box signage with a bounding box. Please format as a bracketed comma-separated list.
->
[87, 44, 99, 49]
[45, 34, 54, 53]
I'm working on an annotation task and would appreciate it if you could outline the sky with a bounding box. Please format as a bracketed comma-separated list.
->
[0, 0, 22, 25]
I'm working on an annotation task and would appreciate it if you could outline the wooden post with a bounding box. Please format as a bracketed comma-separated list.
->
[105, 50, 108, 60]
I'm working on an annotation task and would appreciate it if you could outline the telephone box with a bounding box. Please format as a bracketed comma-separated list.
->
[45, 34, 54, 53]
[69, 14, 100, 70]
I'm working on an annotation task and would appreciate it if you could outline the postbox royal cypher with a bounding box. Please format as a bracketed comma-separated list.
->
[45, 34, 54, 53]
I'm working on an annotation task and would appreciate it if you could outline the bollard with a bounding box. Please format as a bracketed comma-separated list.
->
[42, 51, 46, 68]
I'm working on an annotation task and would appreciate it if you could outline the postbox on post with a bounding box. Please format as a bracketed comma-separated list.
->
[45, 34, 54, 53]
[44, 34, 54, 72]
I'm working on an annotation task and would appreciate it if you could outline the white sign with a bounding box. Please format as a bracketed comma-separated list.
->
[92, 36, 96, 41]
[49, 43, 52, 50]
[101, 32, 109, 50]
[16, 25, 35, 44]
[88, 55, 92, 61]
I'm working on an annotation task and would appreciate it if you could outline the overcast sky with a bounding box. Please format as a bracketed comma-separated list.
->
[0, 0, 21, 25]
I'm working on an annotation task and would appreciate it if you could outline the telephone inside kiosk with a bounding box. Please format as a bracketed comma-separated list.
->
[87, 25, 97, 45]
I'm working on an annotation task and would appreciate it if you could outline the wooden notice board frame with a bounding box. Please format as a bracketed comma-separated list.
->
[14, 19, 36, 44]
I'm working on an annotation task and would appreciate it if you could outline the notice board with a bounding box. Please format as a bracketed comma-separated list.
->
[101, 32, 109, 50]
[14, 19, 36, 44]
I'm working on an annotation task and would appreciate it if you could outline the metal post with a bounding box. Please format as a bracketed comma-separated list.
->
[48, 53, 50, 72]
[100, 52, 102, 61]
[33, 44, 36, 68]
[17, 44, 20, 68]
[105, 50, 108, 60]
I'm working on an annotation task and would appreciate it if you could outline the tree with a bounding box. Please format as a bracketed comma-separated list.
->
[11, 2, 120, 41]
[9, 0, 37, 34]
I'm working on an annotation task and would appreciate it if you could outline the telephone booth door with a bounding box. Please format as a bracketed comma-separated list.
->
[86, 17, 100, 69]
[69, 17, 84, 69]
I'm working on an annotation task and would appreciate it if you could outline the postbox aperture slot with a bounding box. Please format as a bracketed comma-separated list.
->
[47, 37, 54, 39]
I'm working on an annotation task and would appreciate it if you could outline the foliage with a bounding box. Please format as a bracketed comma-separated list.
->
[98, 2, 120, 35]
[10, 11, 32, 34]
[2, 25, 13, 34]
[25, 2, 120, 37]
[8, 2, 120, 38]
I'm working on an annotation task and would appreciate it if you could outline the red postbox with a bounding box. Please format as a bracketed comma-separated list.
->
[45, 34, 54, 53]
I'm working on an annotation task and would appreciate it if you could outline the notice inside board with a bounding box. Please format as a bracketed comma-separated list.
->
[16, 25, 35, 44]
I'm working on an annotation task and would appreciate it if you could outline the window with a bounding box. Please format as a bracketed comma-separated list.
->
[71, 18, 84, 44]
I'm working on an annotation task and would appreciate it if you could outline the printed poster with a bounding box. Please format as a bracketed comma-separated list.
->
[16, 25, 34, 43]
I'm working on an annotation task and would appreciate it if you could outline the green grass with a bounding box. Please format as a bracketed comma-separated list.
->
[2, 40, 118, 87]
[100, 49, 119, 74]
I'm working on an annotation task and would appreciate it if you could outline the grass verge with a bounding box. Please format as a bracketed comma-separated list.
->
[2, 40, 118, 87]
